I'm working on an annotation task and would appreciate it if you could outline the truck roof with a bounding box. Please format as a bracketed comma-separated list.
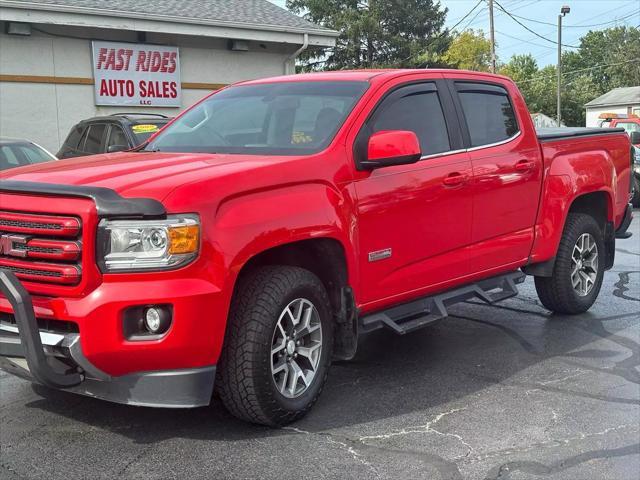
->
[238, 69, 513, 86]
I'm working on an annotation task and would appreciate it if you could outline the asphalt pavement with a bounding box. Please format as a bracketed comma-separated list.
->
[1, 214, 639, 480]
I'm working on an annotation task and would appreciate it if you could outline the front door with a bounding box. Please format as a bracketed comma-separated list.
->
[352, 79, 474, 309]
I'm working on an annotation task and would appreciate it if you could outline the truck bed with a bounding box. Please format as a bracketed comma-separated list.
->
[537, 127, 626, 142]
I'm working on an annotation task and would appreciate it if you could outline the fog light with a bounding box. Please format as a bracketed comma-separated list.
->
[144, 306, 170, 334]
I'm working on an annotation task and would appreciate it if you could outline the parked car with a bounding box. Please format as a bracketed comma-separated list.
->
[0, 70, 634, 426]
[0, 137, 57, 171]
[598, 113, 640, 145]
[56, 113, 171, 159]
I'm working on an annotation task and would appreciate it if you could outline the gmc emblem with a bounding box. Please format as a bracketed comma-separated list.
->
[0, 234, 28, 258]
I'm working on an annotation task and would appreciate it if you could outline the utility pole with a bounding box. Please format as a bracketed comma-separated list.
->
[489, 0, 496, 73]
[557, 5, 570, 127]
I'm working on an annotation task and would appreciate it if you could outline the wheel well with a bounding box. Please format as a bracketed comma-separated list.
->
[238, 238, 349, 316]
[568, 191, 610, 230]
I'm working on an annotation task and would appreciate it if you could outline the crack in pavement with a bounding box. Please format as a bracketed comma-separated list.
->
[458, 423, 638, 465]
[358, 408, 475, 458]
[283, 408, 473, 479]
[283, 426, 382, 479]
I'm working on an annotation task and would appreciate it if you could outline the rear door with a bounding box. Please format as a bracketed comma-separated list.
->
[352, 77, 474, 308]
[449, 79, 543, 273]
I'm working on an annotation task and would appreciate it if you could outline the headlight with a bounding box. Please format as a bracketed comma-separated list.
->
[98, 215, 199, 272]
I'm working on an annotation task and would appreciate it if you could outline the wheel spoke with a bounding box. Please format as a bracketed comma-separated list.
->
[271, 338, 286, 356]
[584, 252, 598, 270]
[296, 342, 321, 363]
[277, 364, 289, 394]
[287, 361, 302, 395]
[272, 356, 287, 375]
[572, 271, 581, 288]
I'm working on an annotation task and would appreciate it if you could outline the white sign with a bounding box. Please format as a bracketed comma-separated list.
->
[92, 41, 181, 107]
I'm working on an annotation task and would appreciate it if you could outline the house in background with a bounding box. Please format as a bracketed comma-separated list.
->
[531, 112, 563, 128]
[585, 86, 640, 127]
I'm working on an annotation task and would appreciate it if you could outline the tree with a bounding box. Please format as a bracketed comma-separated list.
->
[442, 29, 493, 72]
[499, 53, 537, 83]
[563, 26, 640, 95]
[286, 0, 451, 70]
[499, 26, 640, 126]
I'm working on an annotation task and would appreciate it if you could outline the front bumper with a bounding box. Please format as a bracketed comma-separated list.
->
[0, 270, 216, 408]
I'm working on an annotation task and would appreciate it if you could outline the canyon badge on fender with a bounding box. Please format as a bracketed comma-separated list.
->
[368, 248, 392, 262]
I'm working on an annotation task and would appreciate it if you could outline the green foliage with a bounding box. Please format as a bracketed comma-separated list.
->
[286, 0, 451, 70]
[563, 26, 640, 94]
[499, 26, 640, 126]
[441, 29, 492, 72]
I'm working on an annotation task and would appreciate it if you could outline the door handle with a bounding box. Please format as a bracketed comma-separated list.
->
[443, 172, 468, 187]
[515, 160, 535, 172]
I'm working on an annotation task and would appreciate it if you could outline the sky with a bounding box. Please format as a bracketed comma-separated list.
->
[268, 0, 640, 67]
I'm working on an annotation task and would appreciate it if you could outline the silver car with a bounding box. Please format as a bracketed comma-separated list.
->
[0, 137, 57, 171]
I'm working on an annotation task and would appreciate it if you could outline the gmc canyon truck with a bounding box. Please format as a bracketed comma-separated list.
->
[0, 70, 634, 426]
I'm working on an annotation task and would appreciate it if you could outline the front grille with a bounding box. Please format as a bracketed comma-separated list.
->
[0, 312, 79, 333]
[0, 211, 82, 285]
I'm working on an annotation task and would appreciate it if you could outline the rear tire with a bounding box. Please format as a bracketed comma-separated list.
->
[216, 266, 333, 426]
[534, 213, 605, 314]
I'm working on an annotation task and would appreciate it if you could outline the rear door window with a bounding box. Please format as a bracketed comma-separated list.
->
[455, 82, 519, 148]
[83, 124, 107, 154]
[369, 83, 451, 156]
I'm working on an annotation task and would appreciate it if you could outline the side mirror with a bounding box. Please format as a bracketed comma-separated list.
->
[107, 144, 128, 153]
[361, 130, 422, 170]
[629, 131, 640, 146]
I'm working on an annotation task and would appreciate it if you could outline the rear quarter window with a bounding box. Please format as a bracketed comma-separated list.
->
[64, 124, 85, 149]
[456, 82, 519, 148]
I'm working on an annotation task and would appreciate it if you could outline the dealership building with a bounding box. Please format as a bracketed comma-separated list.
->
[0, 0, 337, 152]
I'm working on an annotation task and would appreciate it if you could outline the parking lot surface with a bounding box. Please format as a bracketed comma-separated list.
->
[1, 214, 639, 480]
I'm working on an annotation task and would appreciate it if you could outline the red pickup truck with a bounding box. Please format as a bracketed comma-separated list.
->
[0, 70, 633, 426]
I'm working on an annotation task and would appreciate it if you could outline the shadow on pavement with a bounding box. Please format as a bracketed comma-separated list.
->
[23, 284, 639, 445]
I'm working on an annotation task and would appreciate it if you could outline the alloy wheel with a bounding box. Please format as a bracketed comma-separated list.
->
[571, 233, 598, 297]
[270, 298, 323, 398]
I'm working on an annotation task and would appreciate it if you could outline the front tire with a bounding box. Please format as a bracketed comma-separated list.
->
[216, 266, 333, 426]
[534, 213, 605, 314]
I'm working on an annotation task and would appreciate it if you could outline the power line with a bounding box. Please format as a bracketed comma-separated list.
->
[502, 10, 639, 28]
[496, 29, 555, 50]
[497, 3, 638, 62]
[449, 0, 484, 32]
[493, 0, 579, 48]
[514, 58, 640, 84]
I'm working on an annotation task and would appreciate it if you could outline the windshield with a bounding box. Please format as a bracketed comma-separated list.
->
[130, 122, 169, 145]
[146, 81, 368, 155]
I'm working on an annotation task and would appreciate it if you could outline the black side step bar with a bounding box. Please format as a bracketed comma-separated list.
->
[360, 271, 526, 335]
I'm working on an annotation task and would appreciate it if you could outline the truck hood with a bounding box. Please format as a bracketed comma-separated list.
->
[0, 151, 275, 201]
